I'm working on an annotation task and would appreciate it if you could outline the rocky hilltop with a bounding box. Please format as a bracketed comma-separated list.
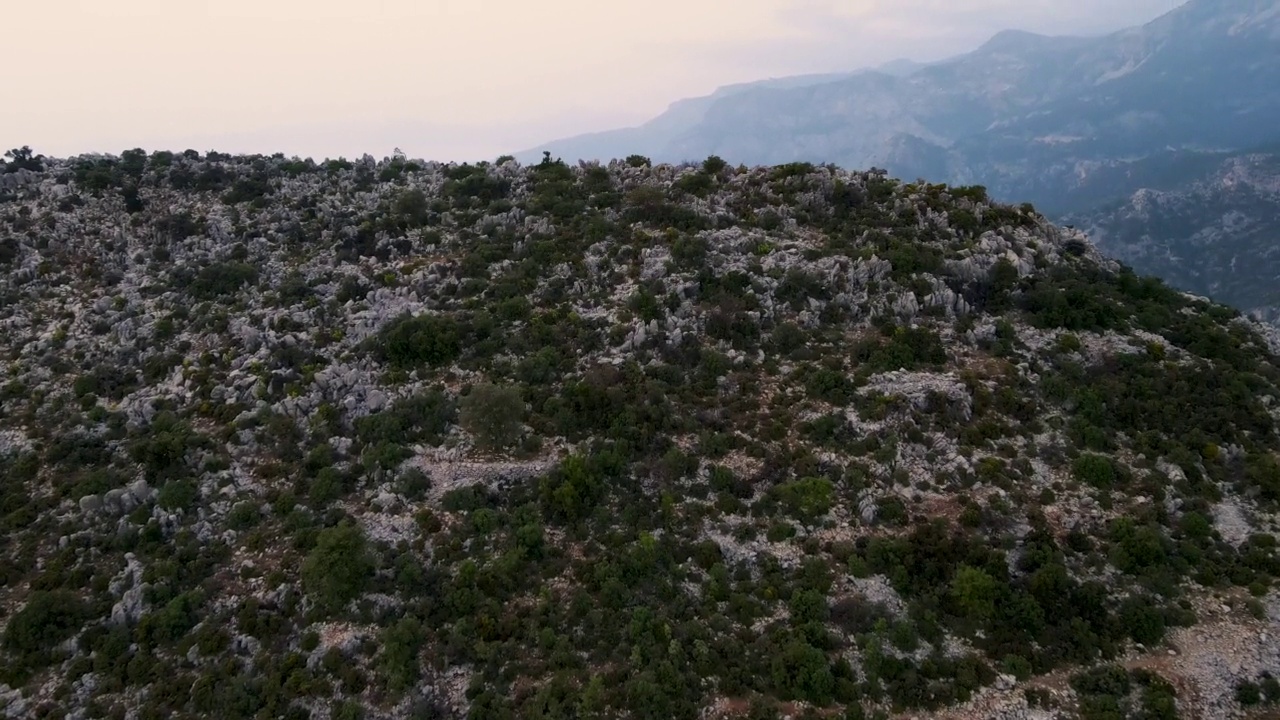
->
[1, 150, 1280, 719]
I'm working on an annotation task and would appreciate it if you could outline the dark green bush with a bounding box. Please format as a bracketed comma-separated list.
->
[189, 262, 259, 300]
[3, 590, 88, 656]
[1073, 454, 1121, 489]
[376, 314, 462, 369]
[157, 478, 199, 511]
[378, 616, 425, 694]
[460, 384, 525, 451]
[302, 524, 373, 613]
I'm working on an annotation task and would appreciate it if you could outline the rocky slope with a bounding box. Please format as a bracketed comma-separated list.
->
[1, 151, 1280, 720]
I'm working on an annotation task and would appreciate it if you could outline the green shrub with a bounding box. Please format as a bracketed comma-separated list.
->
[354, 390, 455, 448]
[771, 477, 834, 526]
[1245, 454, 1280, 502]
[771, 641, 834, 704]
[309, 467, 346, 507]
[1070, 664, 1130, 698]
[227, 501, 261, 531]
[539, 453, 608, 523]
[158, 478, 199, 511]
[805, 368, 855, 405]
[1073, 454, 1121, 489]
[855, 326, 947, 373]
[139, 591, 203, 645]
[397, 468, 432, 501]
[1117, 595, 1166, 645]
[951, 566, 999, 621]
[1236, 680, 1262, 706]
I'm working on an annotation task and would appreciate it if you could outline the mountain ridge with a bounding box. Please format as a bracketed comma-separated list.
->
[518, 0, 1280, 196]
[514, 0, 1280, 323]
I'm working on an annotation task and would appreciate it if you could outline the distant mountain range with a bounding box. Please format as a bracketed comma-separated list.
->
[1072, 144, 1280, 322]
[518, 0, 1280, 320]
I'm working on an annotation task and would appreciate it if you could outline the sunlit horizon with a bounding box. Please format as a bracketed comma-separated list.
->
[3, 0, 1186, 161]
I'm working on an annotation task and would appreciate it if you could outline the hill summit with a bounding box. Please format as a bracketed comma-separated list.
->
[1, 150, 1279, 719]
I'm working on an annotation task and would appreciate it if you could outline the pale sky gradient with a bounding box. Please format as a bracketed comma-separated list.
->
[3, 0, 1187, 162]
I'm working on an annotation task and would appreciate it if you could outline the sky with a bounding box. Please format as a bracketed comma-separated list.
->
[3, 0, 1187, 162]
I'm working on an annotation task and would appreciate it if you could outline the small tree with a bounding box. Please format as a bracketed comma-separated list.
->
[771, 640, 835, 704]
[460, 383, 524, 451]
[951, 565, 999, 621]
[3, 146, 44, 173]
[302, 523, 373, 613]
[378, 616, 425, 694]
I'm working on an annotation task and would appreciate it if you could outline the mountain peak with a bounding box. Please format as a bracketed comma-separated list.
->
[1147, 0, 1280, 35]
[973, 28, 1088, 56]
[978, 28, 1049, 51]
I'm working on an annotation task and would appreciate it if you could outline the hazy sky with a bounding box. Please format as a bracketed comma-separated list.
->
[4, 0, 1187, 161]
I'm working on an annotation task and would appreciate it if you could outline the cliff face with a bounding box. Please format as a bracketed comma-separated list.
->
[1, 152, 1280, 719]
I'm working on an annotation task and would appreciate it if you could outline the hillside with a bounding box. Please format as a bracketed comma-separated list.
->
[2, 150, 1280, 720]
